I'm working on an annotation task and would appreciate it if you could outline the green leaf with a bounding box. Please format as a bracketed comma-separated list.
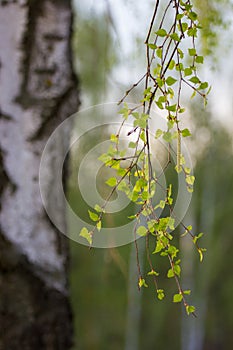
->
[166, 76, 177, 86]
[117, 167, 127, 176]
[147, 219, 157, 232]
[178, 107, 185, 114]
[96, 221, 102, 232]
[189, 76, 200, 84]
[134, 118, 147, 129]
[128, 214, 136, 219]
[140, 131, 146, 143]
[128, 141, 137, 148]
[175, 63, 184, 71]
[176, 13, 184, 20]
[132, 112, 139, 119]
[177, 48, 184, 59]
[138, 277, 148, 288]
[79, 227, 92, 245]
[88, 210, 99, 222]
[156, 48, 162, 59]
[186, 305, 196, 315]
[174, 264, 181, 277]
[187, 186, 194, 193]
[94, 204, 103, 213]
[170, 33, 180, 41]
[98, 153, 112, 164]
[156, 77, 164, 88]
[167, 269, 175, 278]
[195, 55, 204, 64]
[180, 22, 188, 32]
[157, 289, 165, 300]
[198, 248, 207, 262]
[136, 226, 148, 236]
[173, 293, 183, 303]
[168, 184, 172, 198]
[148, 43, 157, 49]
[155, 129, 163, 139]
[118, 180, 129, 193]
[167, 120, 174, 129]
[168, 60, 175, 70]
[187, 27, 197, 37]
[181, 128, 192, 137]
[188, 48, 196, 56]
[193, 232, 204, 244]
[167, 217, 175, 230]
[186, 175, 195, 185]
[184, 67, 192, 76]
[166, 104, 177, 112]
[154, 200, 166, 210]
[191, 90, 196, 99]
[156, 101, 164, 109]
[163, 132, 173, 143]
[188, 11, 198, 21]
[106, 177, 117, 187]
[118, 104, 129, 119]
[199, 82, 208, 90]
[153, 240, 164, 254]
[147, 270, 159, 276]
[167, 245, 179, 259]
[168, 87, 174, 98]
[110, 134, 118, 143]
[156, 29, 167, 37]
[183, 290, 191, 295]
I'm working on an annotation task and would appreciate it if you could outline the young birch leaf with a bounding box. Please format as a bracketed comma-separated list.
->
[195, 55, 204, 64]
[156, 48, 162, 59]
[199, 82, 208, 90]
[170, 33, 180, 41]
[110, 134, 118, 143]
[155, 129, 163, 139]
[189, 76, 200, 84]
[148, 43, 157, 49]
[183, 290, 191, 295]
[138, 277, 148, 288]
[79, 227, 92, 245]
[137, 226, 148, 236]
[156, 28, 167, 37]
[166, 76, 177, 86]
[153, 240, 164, 254]
[167, 269, 175, 278]
[181, 128, 192, 137]
[173, 293, 183, 303]
[148, 270, 159, 276]
[168, 59, 175, 70]
[96, 221, 102, 232]
[184, 67, 192, 76]
[188, 48, 196, 56]
[88, 210, 99, 222]
[186, 175, 195, 185]
[94, 204, 103, 213]
[186, 305, 196, 315]
[157, 289, 165, 300]
[106, 177, 117, 187]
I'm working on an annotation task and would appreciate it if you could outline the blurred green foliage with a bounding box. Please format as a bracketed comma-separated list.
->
[194, 0, 233, 57]
[72, 11, 117, 105]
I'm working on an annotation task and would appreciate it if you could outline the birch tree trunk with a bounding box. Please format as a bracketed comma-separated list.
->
[0, 0, 79, 349]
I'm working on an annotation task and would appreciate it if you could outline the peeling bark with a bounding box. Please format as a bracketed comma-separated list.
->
[0, 0, 80, 348]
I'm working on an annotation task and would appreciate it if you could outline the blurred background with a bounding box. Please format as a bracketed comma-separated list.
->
[69, 0, 233, 349]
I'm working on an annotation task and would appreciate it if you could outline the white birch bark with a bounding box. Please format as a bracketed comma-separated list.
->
[0, 0, 79, 348]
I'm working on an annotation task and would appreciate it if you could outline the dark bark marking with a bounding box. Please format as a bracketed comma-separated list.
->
[0, 233, 73, 350]
[0, 148, 17, 207]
